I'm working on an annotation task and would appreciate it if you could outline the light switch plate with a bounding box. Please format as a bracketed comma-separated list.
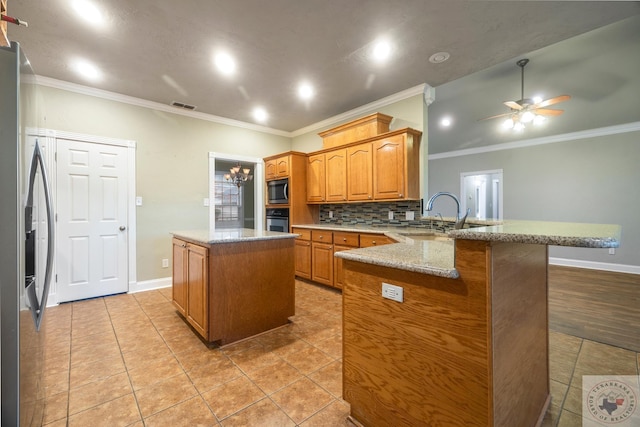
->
[388, 211, 394, 220]
[329, 211, 334, 218]
[382, 282, 403, 303]
[135, 196, 143, 206]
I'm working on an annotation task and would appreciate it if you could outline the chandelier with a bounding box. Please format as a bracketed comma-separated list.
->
[224, 163, 253, 187]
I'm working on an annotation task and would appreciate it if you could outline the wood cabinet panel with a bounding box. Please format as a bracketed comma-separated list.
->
[373, 136, 405, 200]
[334, 231, 359, 247]
[347, 143, 373, 201]
[186, 243, 209, 338]
[312, 242, 334, 286]
[172, 238, 208, 338]
[306, 154, 326, 203]
[276, 156, 290, 177]
[326, 149, 347, 202]
[294, 239, 312, 279]
[311, 229, 333, 243]
[265, 159, 277, 180]
[333, 244, 354, 290]
[171, 238, 188, 317]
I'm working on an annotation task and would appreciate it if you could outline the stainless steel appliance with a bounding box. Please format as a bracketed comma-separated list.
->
[267, 178, 288, 204]
[266, 208, 289, 232]
[1, 42, 53, 426]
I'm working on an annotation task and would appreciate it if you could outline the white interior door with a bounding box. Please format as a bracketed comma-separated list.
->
[56, 138, 129, 302]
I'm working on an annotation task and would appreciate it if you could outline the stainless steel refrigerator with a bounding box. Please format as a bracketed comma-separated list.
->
[1, 42, 54, 426]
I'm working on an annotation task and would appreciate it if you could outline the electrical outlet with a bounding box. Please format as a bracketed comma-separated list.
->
[388, 211, 394, 220]
[406, 211, 415, 221]
[329, 210, 334, 218]
[162, 259, 169, 268]
[382, 282, 403, 303]
[135, 196, 143, 206]
[608, 248, 616, 255]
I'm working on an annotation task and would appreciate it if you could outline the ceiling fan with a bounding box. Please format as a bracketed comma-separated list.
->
[482, 58, 570, 131]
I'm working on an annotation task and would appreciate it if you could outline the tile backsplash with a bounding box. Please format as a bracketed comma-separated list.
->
[319, 201, 428, 227]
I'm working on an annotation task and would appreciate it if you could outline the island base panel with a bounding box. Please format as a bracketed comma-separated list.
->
[209, 238, 295, 345]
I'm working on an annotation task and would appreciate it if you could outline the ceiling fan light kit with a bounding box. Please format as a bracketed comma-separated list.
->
[483, 58, 570, 132]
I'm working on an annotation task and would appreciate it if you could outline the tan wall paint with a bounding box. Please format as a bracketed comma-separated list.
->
[39, 86, 292, 281]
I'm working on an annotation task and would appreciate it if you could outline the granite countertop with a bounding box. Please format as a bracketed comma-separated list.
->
[449, 220, 621, 248]
[295, 220, 621, 278]
[172, 228, 297, 245]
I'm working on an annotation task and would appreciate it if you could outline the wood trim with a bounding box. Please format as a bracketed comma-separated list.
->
[309, 127, 422, 156]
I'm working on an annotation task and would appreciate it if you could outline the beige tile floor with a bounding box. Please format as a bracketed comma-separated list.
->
[39, 280, 640, 427]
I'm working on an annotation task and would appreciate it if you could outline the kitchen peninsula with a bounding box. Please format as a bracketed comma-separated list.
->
[333, 220, 621, 427]
[171, 228, 296, 346]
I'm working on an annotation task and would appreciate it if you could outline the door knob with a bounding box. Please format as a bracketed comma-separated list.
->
[119, 226, 126, 231]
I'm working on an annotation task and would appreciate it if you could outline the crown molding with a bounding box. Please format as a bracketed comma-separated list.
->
[429, 121, 640, 160]
[290, 84, 427, 138]
[31, 75, 292, 138]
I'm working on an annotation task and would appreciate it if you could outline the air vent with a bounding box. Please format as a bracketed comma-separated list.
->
[171, 101, 197, 110]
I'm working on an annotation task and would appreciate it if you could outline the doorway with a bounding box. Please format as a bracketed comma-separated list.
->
[208, 153, 264, 231]
[54, 132, 136, 303]
[460, 169, 503, 220]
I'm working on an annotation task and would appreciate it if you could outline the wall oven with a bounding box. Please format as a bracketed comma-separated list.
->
[267, 178, 288, 204]
[266, 208, 289, 233]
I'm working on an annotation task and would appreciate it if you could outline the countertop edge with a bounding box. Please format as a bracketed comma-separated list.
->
[336, 250, 459, 279]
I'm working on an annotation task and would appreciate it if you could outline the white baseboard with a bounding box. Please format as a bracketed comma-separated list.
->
[129, 277, 172, 293]
[549, 257, 640, 275]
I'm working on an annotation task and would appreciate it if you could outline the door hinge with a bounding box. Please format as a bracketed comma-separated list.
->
[55, 213, 58, 222]
[55, 274, 57, 283]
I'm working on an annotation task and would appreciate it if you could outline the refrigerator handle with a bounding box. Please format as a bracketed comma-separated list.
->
[26, 141, 54, 330]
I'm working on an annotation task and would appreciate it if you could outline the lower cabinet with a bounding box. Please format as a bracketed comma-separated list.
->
[293, 228, 394, 289]
[293, 228, 312, 279]
[311, 230, 334, 286]
[172, 237, 209, 338]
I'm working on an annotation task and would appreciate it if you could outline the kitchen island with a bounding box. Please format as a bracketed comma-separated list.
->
[335, 220, 621, 427]
[171, 228, 296, 346]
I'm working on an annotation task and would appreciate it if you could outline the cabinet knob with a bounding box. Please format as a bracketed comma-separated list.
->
[319, 236, 323, 239]
[399, 193, 403, 197]
[368, 196, 372, 199]
[181, 243, 186, 248]
[343, 238, 347, 242]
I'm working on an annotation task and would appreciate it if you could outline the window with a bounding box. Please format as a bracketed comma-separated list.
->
[214, 172, 243, 228]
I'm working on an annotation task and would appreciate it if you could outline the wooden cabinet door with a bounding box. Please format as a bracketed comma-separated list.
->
[326, 149, 347, 202]
[373, 135, 405, 200]
[171, 238, 188, 317]
[294, 239, 312, 279]
[347, 143, 372, 201]
[307, 154, 326, 203]
[265, 159, 277, 180]
[312, 242, 334, 286]
[333, 244, 353, 289]
[186, 243, 209, 338]
[276, 156, 290, 177]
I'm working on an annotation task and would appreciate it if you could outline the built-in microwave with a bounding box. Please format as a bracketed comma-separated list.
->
[267, 178, 288, 204]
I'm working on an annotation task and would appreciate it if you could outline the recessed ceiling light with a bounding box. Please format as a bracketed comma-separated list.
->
[372, 39, 392, 63]
[253, 107, 268, 123]
[71, 0, 106, 28]
[298, 82, 314, 100]
[214, 51, 236, 76]
[440, 117, 452, 127]
[71, 58, 102, 81]
[429, 52, 450, 64]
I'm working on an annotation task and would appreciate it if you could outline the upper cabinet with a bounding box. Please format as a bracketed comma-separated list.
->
[306, 154, 326, 203]
[346, 143, 373, 201]
[326, 149, 347, 202]
[265, 154, 290, 180]
[307, 127, 421, 204]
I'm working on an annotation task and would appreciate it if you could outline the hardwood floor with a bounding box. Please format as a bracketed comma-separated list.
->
[549, 265, 640, 352]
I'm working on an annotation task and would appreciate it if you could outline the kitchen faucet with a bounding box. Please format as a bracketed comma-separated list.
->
[426, 192, 470, 229]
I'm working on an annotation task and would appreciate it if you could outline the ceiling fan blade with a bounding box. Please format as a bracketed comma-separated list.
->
[503, 101, 523, 110]
[479, 112, 513, 121]
[535, 108, 564, 116]
[535, 94, 571, 108]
